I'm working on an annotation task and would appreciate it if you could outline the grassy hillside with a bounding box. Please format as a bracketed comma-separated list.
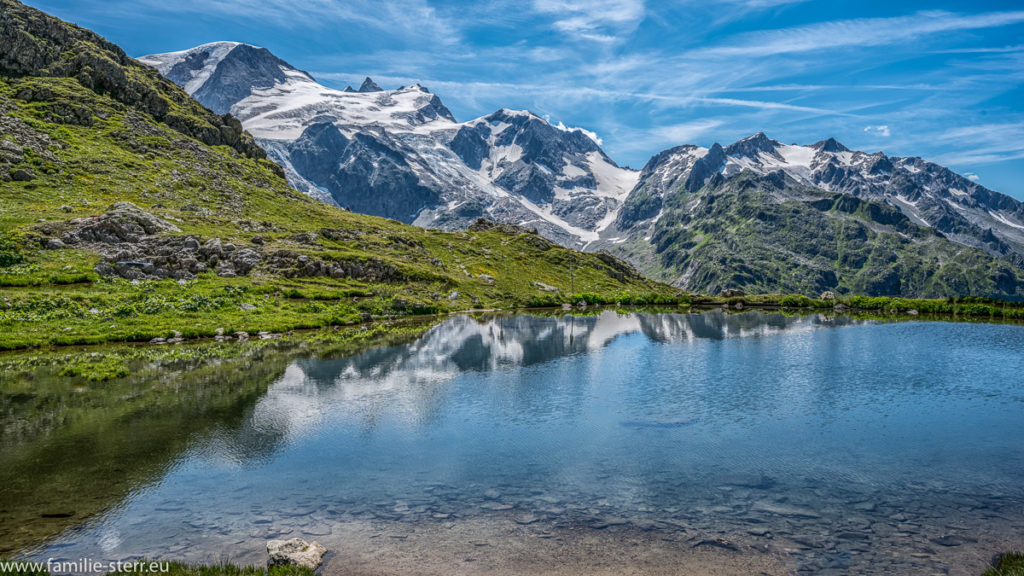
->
[0, 0, 675, 350]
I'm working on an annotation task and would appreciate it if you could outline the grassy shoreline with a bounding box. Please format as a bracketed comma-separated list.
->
[3, 296, 1023, 384]
[3, 281, 1023, 353]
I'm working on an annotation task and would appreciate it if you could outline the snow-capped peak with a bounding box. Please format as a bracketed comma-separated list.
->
[724, 132, 783, 160]
[138, 41, 245, 94]
[143, 41, 641, 248]
[358, 77, 383, 93]
[137, 40, 243, 73]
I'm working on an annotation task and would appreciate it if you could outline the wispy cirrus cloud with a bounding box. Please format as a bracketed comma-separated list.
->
[929, 122, 1024, 166]
[691, 10, 1024, 58]
[128, 0, 461, 44]
[532, 0, 645, 42]
[648, 120, 727, 147]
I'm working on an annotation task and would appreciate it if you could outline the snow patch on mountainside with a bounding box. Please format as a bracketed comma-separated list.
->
[992, 211, 1024, 230]
[589, 151, 638, 200]
[236, 78, 457, 141]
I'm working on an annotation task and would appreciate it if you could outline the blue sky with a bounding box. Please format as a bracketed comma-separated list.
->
[29, 0, 1024, 199]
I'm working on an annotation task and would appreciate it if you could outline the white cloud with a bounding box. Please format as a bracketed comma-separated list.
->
[137, 0, 460, 44]
[864, 125, 891, 137]
[928, 122, 1024, 166]
[732, 0, 808, 6]
[649, 119, 726, 145]
[691, 10, 1024, 58]
[699, 96, 855, 116]
[532, 0, 645, 41]
[550, 119, 604, 145]
[964, 172, 981, 181]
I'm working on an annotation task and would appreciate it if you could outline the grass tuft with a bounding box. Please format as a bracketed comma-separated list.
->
[986, 553, 1024, 576]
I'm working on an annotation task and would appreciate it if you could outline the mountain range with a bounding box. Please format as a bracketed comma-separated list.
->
[139, 41, 1024, 298]
[139, 42, 635, 248]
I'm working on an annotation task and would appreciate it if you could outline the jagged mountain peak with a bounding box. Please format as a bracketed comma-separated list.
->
[724, 132, 783, 159]
[140, 41, 316, 114]
[142, 40, 1024, 271]
[487, 108, 543, 122]
[813, 137, 849, 153]
[358, 77, 383, 92]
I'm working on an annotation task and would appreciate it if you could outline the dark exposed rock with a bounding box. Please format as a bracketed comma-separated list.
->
[33, 202, 408, 283]
[230, 248, 261, 274]
[286, 122, 439, 222]
[592, 250, 642, 281]
[189, 44, 294, 115]
[263, 250, 403, 282]
[10, 167, 34, 181]
[357, 77, 382, 93]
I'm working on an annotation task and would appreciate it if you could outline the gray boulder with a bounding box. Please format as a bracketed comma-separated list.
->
[216, 261, 237, 277]
[230, 248, 262, 274]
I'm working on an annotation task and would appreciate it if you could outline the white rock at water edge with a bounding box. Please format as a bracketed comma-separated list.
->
[267, 538, 327, 569]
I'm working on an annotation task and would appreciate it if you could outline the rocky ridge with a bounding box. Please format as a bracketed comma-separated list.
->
[0, 0, 268, 162]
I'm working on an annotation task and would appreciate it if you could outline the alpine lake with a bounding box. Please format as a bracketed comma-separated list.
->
[3, 309, 1023, 575]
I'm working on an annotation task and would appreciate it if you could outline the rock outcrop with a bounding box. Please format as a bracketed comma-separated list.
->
[35, 202, 406, 283]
